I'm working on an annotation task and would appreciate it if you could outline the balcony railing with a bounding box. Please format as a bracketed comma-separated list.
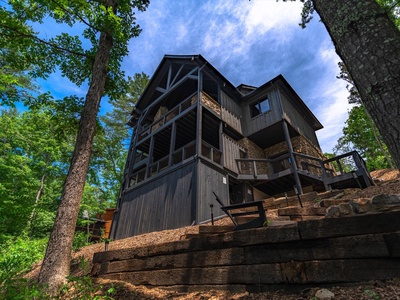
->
[201, 141, 222, 164]
[235, 151, 369, 184]
[129, 141, 197, 188]
[137, 95, 197, 142]
[236, 153, 290, 177]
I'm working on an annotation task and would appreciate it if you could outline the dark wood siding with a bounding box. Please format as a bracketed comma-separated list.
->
[242, 88, 282, 136]
[220, 91, 243, 134]
[196, 161, 229, 222]
[112, 162, 195, 239]
[279, 89, 320, 147]
[222, 133, 246, 173]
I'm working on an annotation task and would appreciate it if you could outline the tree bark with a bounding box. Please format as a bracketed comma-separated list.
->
[37, 30, 113, 294]
[28, 172, 46, 237]
[313, 0, 400, 168]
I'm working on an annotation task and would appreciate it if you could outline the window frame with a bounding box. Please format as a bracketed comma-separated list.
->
[249, 97, 271, 119]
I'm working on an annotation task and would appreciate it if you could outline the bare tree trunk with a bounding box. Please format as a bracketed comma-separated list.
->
[313, 0, 400, 168]
[37, 30, 113, 294]
[28, 172, 46, 237]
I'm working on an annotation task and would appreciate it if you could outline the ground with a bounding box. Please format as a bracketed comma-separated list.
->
[26, 169, 400, 299]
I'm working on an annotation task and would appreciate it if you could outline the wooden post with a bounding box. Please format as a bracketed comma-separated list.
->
[282, 120, 303, 195]
[169, 121, 177, 167]
[194, 67, 203, 226]
[145, 135, 155, 179]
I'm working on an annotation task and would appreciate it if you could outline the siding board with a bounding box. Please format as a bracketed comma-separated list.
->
[222, 133, 246, 173]
[113, 162, 195, 239]
[197, 161, 229, 222]
[242, 89, 282, 136]
[279, 90, 319, 146]
[221, 92, 243, 134]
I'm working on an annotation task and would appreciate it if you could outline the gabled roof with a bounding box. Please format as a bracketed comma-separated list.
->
[134, 54, 241, 112]
[241, 74, 323, 131]
[133, 54, 322, 131]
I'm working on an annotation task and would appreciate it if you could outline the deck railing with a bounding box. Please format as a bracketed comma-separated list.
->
[137, 95, 197, 142]
[322, 151, 369, 177]
[201, 141, 222, 165]
[235, 151, 369, 183]
[236, 153, 290, 177]
[129, 141, 196, 188]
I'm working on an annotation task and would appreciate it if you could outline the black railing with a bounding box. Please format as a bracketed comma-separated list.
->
[137, 95, 197, 141]
[235, 151, 370, 184]
[201, 141, 222, 165]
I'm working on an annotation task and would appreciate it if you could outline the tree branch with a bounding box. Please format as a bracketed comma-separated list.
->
[1, 24, 92, 60]
[48, 0, 102, 32]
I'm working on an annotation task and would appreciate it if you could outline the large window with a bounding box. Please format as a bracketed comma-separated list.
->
[250, 98, 270, 118]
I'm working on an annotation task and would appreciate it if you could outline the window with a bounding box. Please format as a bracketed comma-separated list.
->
[250, 98, 271, 118]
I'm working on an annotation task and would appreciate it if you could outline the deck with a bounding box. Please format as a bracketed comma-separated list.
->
[236, 151, 374, 196]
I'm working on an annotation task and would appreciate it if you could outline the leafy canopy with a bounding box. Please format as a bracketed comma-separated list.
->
[0, 0, 149, 105]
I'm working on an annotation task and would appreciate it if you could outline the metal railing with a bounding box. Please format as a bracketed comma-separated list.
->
[137, 95, 197, 142]
[235, 151, 369, 183]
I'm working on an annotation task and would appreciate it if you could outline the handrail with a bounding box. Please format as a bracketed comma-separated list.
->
[293, 152, 323, 162]
[201, 140, 222, 164]
[236, 152, 290, 164]
[138, 93, 197, 136]
[323, 150, 359, 164]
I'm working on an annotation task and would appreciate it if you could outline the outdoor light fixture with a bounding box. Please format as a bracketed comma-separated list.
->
[104, 240, 109, 251]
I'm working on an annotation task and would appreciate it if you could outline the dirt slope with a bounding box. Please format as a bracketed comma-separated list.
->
[27, 169, 400, 299]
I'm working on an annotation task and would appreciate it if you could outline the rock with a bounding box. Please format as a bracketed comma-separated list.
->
[372, 194, 400, 211]
[348, 200, 362, 213]
[354, 198, 376, 213]
[325, 205, 341, 218]
[315, 288, 335, 299]
[338, 203, 354, 215]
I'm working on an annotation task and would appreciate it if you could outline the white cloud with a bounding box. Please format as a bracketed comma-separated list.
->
[316, 84, 352, 153]
[312, 44, 351, 152]
[244, 0, 304, 35]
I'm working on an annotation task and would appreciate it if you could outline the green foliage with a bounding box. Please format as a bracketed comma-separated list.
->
[0, 246, 116, 300]
[0, 0, 150, 104]
[0, 108, 70, 238]
[0, 99, 117, 240]
[364, 289, 380, 299]
[72, 231, 92, 252]
[376, 0, 400, 29]
[92, 72, 149, 203]
[0, 237, 47, 284]
[60, 257, 116, 300]
[335, 106, 393, 170]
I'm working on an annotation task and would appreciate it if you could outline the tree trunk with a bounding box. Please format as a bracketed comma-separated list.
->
[37, 31, 113, 294]
[313, 0, 400, 168]
[28, 172, 46, 237]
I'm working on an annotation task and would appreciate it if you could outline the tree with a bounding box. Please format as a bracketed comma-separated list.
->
[94, 72, 149, 202]
[301, 0, 400, 167]
[336, 62, 395, 169]
[1, 0, 149, 293]
[335, 106, 394, 170]
[0, 108, 71, 241]
[102, 72, 150, 143]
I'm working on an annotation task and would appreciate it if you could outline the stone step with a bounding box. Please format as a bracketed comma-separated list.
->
[278, 207, 327, 216]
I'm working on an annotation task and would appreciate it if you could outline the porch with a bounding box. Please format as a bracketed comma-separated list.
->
[235, 151, 374, 196]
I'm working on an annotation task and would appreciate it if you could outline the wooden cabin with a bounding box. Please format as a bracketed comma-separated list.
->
[110, 54, 372, 239]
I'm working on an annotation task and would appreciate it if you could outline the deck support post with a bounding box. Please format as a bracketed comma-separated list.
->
[169, 121, 177, 166]
[282, 120, 303, 195]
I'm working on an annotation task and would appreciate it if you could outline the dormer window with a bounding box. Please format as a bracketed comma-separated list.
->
[250, 97, 270, 118]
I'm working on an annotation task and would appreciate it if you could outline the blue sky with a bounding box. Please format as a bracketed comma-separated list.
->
[34, 0, 352, 153]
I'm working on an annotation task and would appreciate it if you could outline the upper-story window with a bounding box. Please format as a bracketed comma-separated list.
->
[250, 98, 270, 118]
